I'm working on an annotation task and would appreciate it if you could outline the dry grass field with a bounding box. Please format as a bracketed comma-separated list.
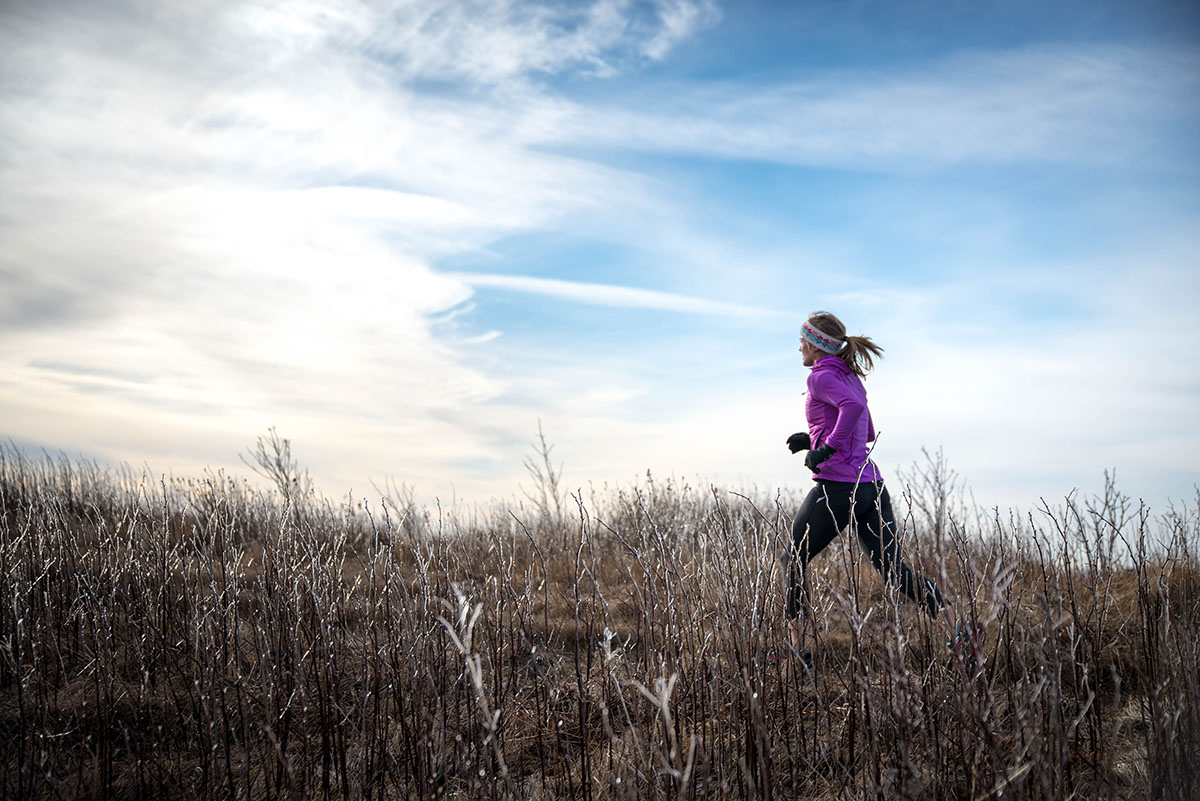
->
[1, 438, 1197, 800]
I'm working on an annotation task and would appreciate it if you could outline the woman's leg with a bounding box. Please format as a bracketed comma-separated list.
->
[852, 483, 945, 619]
[854, 485, 974, 656]
[784, 482, 853, 649]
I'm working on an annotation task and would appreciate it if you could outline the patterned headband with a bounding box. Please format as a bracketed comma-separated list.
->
[801, 320, 843, 354]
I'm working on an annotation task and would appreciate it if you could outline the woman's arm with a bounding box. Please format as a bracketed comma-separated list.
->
[809, 371, 866, 452]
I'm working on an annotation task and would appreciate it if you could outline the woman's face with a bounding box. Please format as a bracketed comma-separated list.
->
[800, 338, 820, 367]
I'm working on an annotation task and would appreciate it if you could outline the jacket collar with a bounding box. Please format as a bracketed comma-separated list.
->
[811, 354, 849, 375]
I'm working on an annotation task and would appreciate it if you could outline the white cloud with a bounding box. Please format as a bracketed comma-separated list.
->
[310, 0, 720, 86]
[0, 0, 719, 497]
[448, 272, 779, 316]
[549, 44, 1200, 168]
[643, 0, 720, 60]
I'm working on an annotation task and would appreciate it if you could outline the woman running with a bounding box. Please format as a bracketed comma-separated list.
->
[782, 312, 972, 662]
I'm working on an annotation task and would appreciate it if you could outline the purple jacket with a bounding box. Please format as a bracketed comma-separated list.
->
[805, 355, 881, 483]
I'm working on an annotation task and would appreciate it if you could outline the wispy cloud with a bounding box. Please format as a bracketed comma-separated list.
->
[550, 44, 1200, 168]
[364, 0, 721, 84]
[449, 272, 779, 316]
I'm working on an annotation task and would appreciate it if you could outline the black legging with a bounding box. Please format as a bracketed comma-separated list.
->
[783, 479, 944, 619]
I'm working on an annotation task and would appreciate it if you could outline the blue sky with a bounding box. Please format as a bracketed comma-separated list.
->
[2, 0, 1197, 513]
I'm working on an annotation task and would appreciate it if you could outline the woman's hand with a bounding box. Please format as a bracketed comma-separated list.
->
[805, 444, 836, 472]
[786, 432, 811, 453]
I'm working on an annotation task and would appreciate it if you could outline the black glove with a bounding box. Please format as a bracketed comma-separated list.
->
[805, 444, 836, 473]
[786, 432, 811, 453]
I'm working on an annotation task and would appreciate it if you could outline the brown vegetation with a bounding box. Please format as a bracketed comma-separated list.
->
[1, 442, 1197, 799]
